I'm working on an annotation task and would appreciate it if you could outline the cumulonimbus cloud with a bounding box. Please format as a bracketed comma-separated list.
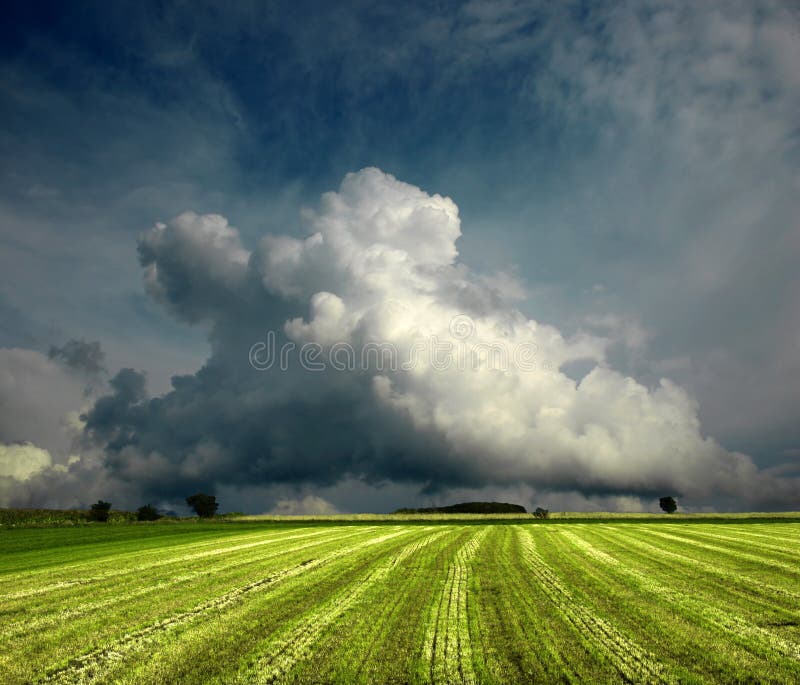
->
[84, 168, 797, 509]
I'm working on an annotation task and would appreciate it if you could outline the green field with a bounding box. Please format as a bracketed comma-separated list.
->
[1, 519, 798, 684]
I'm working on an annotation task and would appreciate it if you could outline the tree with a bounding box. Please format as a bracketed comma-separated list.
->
[533, 507, 550, 519]
[659, 496, 677, 514]
[186, 493, 219, 518]
[136, 504, 162, 521]
[88, 500, 112, 522]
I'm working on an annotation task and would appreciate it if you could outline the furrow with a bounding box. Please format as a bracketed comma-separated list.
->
[424, 528, 487, 685]
[233, 527, 443, 683]
[482, 528, 577, 682]
[708, 527, 800, 546]
[1, 527, 347, 602]
[39, 528, 399, 685]
[660, 525, 799, 557]
[639, 528, 800, 574]
[350, 528, 453, 681]
[561, 529, 800, 661]
[595, 527, 800, 604]
[0, 527, 368, 641]
[0, 529, 280, 584]
[517, 528, 667, 684]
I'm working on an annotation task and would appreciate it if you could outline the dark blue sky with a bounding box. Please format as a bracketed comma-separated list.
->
[1, 0, 798, 512]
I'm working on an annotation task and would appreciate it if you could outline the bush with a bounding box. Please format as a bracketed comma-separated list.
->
[136, 504, 162, 521]
[186, 493, 219, 518]
[533, 507, 550, 519]
[659, 496, 678, 514]
[88, 500, 112, 522]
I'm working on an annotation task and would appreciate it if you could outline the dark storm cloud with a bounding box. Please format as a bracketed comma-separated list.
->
[78, 169, 798, 510]
[49, 339, 107, 379]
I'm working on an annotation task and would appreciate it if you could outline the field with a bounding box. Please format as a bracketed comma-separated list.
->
[1, 519, 798, 684]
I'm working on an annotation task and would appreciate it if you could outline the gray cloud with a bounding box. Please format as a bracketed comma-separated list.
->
[0, 343, 123, 509]
[445, 0, 800, 470]
[79, 168, 798, 510]
[0, 348, 89, 456]
[48, 339, 107, 394]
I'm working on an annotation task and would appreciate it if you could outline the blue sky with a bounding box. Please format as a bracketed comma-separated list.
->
[1, 1, 798, 513]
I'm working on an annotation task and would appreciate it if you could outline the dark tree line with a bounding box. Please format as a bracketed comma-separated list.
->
[86, 492, 219, 522]
[87, 494, 676, 521]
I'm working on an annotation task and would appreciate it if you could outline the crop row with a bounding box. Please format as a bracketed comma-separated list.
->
[0, 522, 797, 684]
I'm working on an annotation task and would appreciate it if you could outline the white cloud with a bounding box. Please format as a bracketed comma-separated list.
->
[0, 442, 53, 481]
[128, 167, 798, 509]
[264, 170, 767, 499]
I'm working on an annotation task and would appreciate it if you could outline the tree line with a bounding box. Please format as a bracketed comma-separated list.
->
[87, 493, 220, 522]
[85, 494, 680, 522]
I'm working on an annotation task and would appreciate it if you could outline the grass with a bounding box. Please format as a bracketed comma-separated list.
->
[237, 511, 800, 525]
[0, 517, 798, 683]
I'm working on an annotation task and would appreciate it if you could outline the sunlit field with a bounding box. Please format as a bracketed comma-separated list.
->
[1, 517, 798, 684]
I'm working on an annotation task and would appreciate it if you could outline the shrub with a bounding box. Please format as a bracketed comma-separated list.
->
[88, 500, 112, 522]
[659, 496, 678, 514]
[136, 504, 162, 521]
[533, 507, 550, 519]
[186, 493, 219, 518]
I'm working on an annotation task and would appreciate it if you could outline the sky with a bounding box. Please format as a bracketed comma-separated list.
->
[1, 0, 798, 514]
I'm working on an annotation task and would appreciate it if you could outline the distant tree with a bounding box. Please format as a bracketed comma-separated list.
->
[533, 507, 550, 519]
[393, 502, 527, 514]
[136, 504, 162, 521]
[659, 496, 678, 514]
[186, 493, 219, 518]
[88, 500, 112, 522]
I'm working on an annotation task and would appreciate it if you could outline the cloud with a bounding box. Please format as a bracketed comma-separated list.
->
[0, 447, 119, 510]
[0, 442, 53, 481]
[517, 0, 800, 463]
[0, 347, 91, 456]
[0, 343, 124, 509]
[267, 495, 340, 516]
[0, 442, 53, 507]
[48, 339, 107, 395]
[138, 212, 250, 324]
[48, 339, 106, 378]
[3, 1, 798, 512]
[0, 442, 91, 509]
[81, 168, 798, 510]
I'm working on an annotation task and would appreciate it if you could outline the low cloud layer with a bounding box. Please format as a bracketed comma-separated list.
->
[76, 168, 797, 511]
[0, 344, 113, 508]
